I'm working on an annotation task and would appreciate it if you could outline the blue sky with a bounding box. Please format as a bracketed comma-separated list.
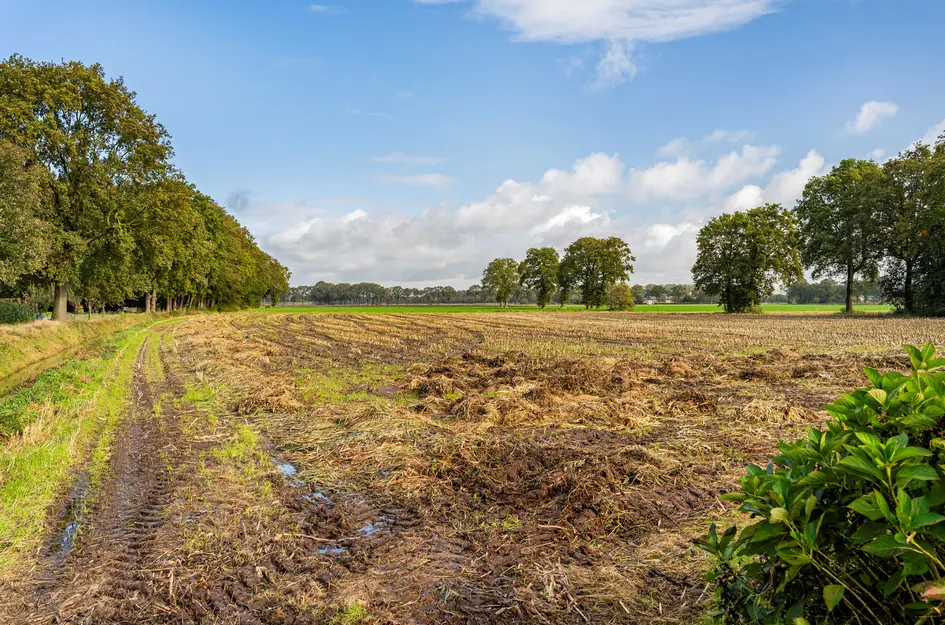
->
[3, 0, 944, 286]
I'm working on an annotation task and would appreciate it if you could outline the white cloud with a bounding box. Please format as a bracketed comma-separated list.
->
[592, 40, 638, 88]
[630, 144, 780, 201]
[417, 0, 781, 87]
[870, 148, 886, 162]
[258, 145, 832, 288]
[658, 128, 756, 156]
[847, 100, 898, 134]
[378, 173, 456, 187]
[372, 153, 444, 165]
[919, 118, 945, 146]
[724, 149, 827, 210]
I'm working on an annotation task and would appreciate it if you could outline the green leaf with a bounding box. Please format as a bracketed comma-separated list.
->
[849, 494, 884, 521]
[838, 454, 884, 481]
[770, 507, 790, 524]
[896, 464, 939, 487]
[823, 584, 844, 611]
[868, 388, 888, 404]
[891, 447, 934, 463]
[864, 533, 909, 557]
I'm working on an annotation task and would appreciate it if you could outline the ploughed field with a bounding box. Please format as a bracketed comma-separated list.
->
[3, 312, 945, 624]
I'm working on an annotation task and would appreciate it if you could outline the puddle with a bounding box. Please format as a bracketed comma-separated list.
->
[319, 546, 346, 555]
[357, 516, 391, 537]
[50, 472, 90, 561]
[276, 462, 297, 478]
[59, 522, 79, 552]
[274, 459, 305, 487]
[304, 491, 332, 505]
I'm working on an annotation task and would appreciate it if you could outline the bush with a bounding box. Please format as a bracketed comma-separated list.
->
[607, 283, 635, 311]
[696, 343, 945, 624]
[0, 301, 34, 325]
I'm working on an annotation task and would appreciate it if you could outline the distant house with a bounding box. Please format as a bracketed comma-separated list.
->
[644, 296, 675, 305]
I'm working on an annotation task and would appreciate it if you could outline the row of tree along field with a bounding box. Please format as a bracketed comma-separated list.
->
[0, 56, 290, 320]
[476, 142, 945, 313]
[278, 276, 882, 307]
[694, 143, 945, 313]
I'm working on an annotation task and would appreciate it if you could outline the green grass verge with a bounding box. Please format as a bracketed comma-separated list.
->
[261, 303, 894, 314]
[0, 319, 174, 576]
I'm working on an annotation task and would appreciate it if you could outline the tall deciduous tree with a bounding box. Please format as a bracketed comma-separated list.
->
[482, 258, 520, 307]
[560, 237, 635, 309]
[691, 204, 802, 313]
[0, 140, 50, 286]
[879, 145, 935, 313]
[0, 55, 171, 319]
[518, 247, 560, 308]
[795, 159, 888, 314]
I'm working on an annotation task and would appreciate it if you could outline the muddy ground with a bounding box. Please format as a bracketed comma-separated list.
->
[3, 312, 943, 624]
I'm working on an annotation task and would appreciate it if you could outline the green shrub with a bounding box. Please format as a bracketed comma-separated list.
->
[607, 282, 635, 311]
[696, 343, 945, 624]
[0, 301, 34, 324]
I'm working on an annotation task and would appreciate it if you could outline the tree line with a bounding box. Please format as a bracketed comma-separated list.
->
[0, 56, 289, 319]
[693, 140, 945, 313]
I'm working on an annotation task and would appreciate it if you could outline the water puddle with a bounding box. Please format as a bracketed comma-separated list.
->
[274, 459, 305, 488]
[50, 472, 90, 561]
[319, 546, 346, 555]
[304, 491, 332, 505]
[356, 519, 388, 537]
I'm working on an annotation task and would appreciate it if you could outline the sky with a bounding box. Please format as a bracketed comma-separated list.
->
[2, 0, 944, 288]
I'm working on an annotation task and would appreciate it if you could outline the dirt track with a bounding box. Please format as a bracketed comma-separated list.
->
[4, 312, 945, 624]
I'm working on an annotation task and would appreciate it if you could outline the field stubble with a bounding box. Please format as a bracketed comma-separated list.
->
[7, 311, 945, 624]
[161, 312, 945, 623]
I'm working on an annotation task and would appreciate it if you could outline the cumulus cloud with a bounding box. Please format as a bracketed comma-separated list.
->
[919, 118, 945, 147]
[629, 144, 780, 202]
[724, 149, 827, 211]
[259, 144, 825, 288]
[658, 129, 756, 157]
[847, 100, 898, 134]
[416, 0, 781, 86]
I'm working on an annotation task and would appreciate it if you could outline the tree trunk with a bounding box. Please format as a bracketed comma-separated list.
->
[905, 259, 914, 314]
[846, 263, 855, 314]
[53, 283, 69, 321]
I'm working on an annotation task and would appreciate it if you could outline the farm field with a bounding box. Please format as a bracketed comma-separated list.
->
[266, 303, 894, 314]
[1, 311, 944, 624]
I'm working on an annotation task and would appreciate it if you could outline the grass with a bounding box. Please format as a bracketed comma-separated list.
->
[0, 321, 160, 574]
[261, 303, 894, 314]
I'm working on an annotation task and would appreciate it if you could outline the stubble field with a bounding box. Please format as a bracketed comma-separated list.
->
[3, 312, 945, 624]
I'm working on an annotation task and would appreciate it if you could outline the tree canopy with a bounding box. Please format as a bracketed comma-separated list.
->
[692, 204, 802, 313]
[482, 258, 520, 307]
[795, 159, 888, 314]
[518, 247, 560, 308]
[0, 55, 288, 315]
[560, 237, 635, 309]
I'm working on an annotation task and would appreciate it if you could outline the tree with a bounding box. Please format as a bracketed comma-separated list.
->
[630, 284, 645, 304]
[880, 145, 935, 313]
[0, 55, 172, 319]
[644, 284, 667, 299]
[795, 159, 888, 314]
[518, 247, 560, 308]
[607, 283, 634, 311]
[559, 237, 635, 309]
[911, 140, 945, 315]
[691, 204, 802, 313]
[0, 140, 50, 286]
[669, 284, 690, 303]
[481, 258, 520, 307]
